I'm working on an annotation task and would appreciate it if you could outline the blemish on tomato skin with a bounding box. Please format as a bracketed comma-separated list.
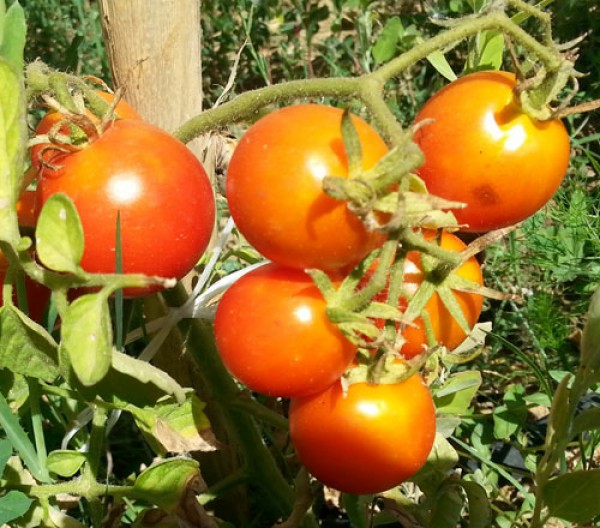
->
[472, 184, 499, 206]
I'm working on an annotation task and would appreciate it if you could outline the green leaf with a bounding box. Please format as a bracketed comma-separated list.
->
[0, 490, 33, 525]
[475, 30, 504, 70]
[459, 480, 492, 528]
[60, 292, 112, 386]
[133, 458, 200, 512]
[544, 469, 600, 523]
[0, 392, 49, 482]
[0, 58, 25, 241]
[0, 2, 26, 73]
[372, 16, 402, 64]
[112, 350, 187, 404]
[36, 193, 85, 274]
[581, 286, 600, 372]
[412, 434, 459, 496]
[128, 394, 216, 456]
[434, 370, 481, 415]
[572, 407, 600, 436]
[0, 437, 11, 476]
[427, 50, 457, 82]
[0, 305, 59, 382]
[46, 450, 86, 478]
[492, 385, 527, 440]
[430, 483, 464, 528]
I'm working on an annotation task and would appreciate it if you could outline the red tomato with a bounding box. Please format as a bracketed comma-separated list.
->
[364, 231, 484, 357]
[31, 90, 142, 171]
[226, 104, 388, 271]
[413, 71, 570, 232]
[214, 263, 356, 397]
[36, 119, 215, 297]
[289, 374, 436, 494]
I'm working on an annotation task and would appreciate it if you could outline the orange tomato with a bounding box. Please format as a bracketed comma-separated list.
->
[413, 71, 570, 232]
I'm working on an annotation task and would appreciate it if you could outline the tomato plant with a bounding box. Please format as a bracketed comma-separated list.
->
[35, 119, 215, 296]
[363, 231, 484, 357]
[289, 373, 436, 494]
[226, 104, 388, 271]
[413, 71, 571, 232]
[214, 263, 356, 397]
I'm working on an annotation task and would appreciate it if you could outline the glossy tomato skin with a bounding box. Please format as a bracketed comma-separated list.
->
[36, 119, 215, 297]
[289, 374, 436, 494]
[214, 263, 356, 397]
[226, 104, 388, 271]
[413, 71, 570, 232]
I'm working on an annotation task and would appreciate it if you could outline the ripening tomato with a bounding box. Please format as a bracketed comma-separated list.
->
[226, 104, 388, 271]
[289, 374, 436, 494]
[31, 91, 142, 171]
[214, 263, 356, 397]
[363, 231, 483, 357]
[36, 119, 215, 297]
[413, 71, 570, 232]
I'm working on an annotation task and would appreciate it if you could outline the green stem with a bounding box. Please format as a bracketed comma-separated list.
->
[27, 379, 49, 482]
[174, 77, 360, 143]
[82, 406, 108, 528]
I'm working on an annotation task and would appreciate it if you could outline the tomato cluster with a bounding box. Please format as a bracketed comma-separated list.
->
[214, 71, 570, 494]
[31, 92, 216, 297]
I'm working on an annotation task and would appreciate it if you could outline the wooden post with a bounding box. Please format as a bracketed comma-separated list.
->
[98, 0, 203, 133]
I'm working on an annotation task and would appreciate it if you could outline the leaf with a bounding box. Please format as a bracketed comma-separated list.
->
[459, 480, 492, 528]
[0, 305, 59, 382]
[412, 434, 459, 496]
[572, 407, 600, 436]
[36, 193, 85, 274]
[544, 469, 600, 523]
[434, 370, 481, 415]
[476, 30, 504, 70]
[129, 394, 217, 456]
[0, 392, 49, 482]
[427, 50, 457, 82]
[372, 16, 402, 64]
[581, 286, 600, 372]
[0, 58, 25, 238]
[46, 450, 86, 477]
[0, 437, 11, 476]
[493, 385, 527, 440]
[430, 483, 463, 528]
[133, 458, 200, 512]
[60, 292, 112, 386]
[111, 350, 187, 404]
[0, 1, 26, 74]
[0, 490, 33, 525]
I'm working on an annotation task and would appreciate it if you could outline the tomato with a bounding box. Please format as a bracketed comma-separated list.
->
[226, 104, 388, 271]
[289, 374, 436, 494]
[214, 263, 356, 397]
[16, 189, 37, 230]
[413, 71, 570, 232]
[36, 119, 215, 297]
[31, 90, 142, 171]
[364, 231, 484, 357]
